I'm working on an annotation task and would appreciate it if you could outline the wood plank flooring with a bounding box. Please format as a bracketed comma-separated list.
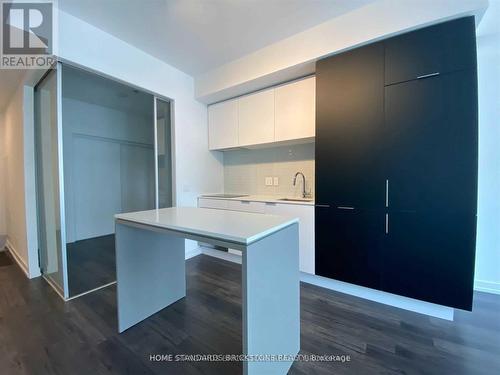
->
[0, 251, 13, 267]
[0, 251, 499, 374]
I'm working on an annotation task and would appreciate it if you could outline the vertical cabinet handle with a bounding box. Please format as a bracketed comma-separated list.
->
[385, 180, 389, 234]
[385, 179, 389, 208]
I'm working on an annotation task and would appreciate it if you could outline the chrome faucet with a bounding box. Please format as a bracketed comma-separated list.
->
[293, 172, 311, 198]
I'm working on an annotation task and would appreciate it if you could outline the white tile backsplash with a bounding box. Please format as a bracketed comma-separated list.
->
[224, 143, 315, 198]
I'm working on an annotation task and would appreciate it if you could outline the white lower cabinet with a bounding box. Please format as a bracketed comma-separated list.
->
[197, 198, 315, 274]
[197, 198, 228, 210]
[264, 202, 315, 274]
[226, 200, 266, 213]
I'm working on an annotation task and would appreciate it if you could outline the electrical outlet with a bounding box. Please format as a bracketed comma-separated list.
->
[265, 177, 273, 186]
[273, 177, 279, 186]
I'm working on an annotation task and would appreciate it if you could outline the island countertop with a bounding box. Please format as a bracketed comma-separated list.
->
[115, 207, 298, 245]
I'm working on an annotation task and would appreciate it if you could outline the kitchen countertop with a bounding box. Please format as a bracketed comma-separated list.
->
[199, 194, 315, 206]
[115, 207, 299, 245]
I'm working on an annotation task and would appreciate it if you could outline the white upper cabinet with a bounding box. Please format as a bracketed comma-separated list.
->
[208, 99, 238, 150]
[238, 88, 275, 147]
[207, 76, 316, 150]
[275, 76, 316, 142]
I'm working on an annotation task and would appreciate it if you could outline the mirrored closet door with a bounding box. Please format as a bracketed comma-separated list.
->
[35, 63, 174, 299]
[35, 67, 69, 298]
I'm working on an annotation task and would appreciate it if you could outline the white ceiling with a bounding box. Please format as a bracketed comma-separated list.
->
[2, 0, 496, 113]
[58, 0, 374, 76]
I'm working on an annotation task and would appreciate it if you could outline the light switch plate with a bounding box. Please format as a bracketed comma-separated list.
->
[273, 177, 279, 186]
[265, 177, 273, 186]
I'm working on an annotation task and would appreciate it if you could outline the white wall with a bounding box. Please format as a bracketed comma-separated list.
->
[0, 113, 7, 246]
[1, 7, 224, 277]
[2, 87, 24, 261]
[55, 10, 224, 257]
[195, 0, 488, 103]
[1, 83, 39, 276]
[57, 10, 224, 200]
[474, 3, 500, 294]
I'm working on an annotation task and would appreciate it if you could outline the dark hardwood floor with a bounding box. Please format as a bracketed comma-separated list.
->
[1, 251, 499, 374]
[0, 251, 13, 267]
[66, 235, 116, 297]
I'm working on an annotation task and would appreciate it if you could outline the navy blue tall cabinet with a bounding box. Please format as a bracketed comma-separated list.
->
[315, 17, 478, 310]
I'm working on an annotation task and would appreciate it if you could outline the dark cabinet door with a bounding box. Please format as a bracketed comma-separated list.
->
[316, 43, 385, 209]
[385, 70, 478, 214]
[385, 17, 476, 85]
[382, 212, 476, 310]
[315, 207, 384, 290]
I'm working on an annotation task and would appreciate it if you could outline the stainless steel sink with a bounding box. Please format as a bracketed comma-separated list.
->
[278, 198, 314, 202]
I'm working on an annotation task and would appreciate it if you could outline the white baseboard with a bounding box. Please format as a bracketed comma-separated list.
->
[42, 274, 66, 301]
[199, 250, 454, 320]
[5, 239, 30, 278]
[474, 280, 500, 295]
[301, 272, 454, 321]
[66, 281, 116, 301]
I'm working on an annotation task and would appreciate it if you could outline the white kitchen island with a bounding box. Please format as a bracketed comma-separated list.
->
[114, 207, 300, 375]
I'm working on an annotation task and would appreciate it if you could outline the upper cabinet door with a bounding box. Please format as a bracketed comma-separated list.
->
[385, 70, 478, 214]
[238, 88, 275, 146]
[385, 17, 476, 85]
[275, 77, 315, 142]
[315, 42, 385, 208]
[208, 99, 239, 150]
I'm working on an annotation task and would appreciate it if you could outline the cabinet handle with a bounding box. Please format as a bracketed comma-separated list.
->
[385, 179, 389, 208]
[385, 213, 389, 234]
[265, 202, 277, 206]
[315, 204, 330, 208]
[241, 201, 251, 204]
[417, 72, 440, 80]
[337, 206, 355, 210]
